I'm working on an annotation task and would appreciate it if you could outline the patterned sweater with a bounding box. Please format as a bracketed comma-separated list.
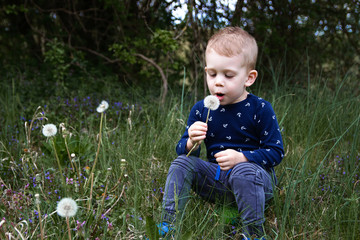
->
[176, 93, 284, 171]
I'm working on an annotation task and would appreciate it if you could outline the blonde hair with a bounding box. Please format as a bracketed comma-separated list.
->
[206, 27, 258, 70]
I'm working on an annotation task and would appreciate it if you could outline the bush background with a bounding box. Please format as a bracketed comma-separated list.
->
[0, 1, 359, 239]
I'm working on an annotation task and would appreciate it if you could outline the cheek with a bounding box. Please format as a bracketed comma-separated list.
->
[206, 82, 215, 93]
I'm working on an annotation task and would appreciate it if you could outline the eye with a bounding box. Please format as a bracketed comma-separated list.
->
[225, 74, 234, 78]
[208, 72, 216, 77]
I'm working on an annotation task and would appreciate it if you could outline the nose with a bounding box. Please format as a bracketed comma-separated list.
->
[215, 76, 224, 86]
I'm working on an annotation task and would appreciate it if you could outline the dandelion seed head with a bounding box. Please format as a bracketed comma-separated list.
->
[57, 198, 78, 218]
[59, 123, 66, 131]
[204, 95, 220, 111]
[42, 124, 57, 137]
[96, 100, 109, 113]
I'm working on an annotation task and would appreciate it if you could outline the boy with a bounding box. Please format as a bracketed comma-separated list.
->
[160, 27, 284, 239]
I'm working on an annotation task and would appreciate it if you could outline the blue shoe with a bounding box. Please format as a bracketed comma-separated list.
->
[157, 222, 174, 237]
[241, 233, 266, 240]
[242, 238, 265, 240]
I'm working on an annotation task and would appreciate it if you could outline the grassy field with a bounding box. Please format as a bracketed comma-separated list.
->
[0, 71, 359, 239]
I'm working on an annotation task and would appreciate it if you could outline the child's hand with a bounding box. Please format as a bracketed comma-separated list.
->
[214, 149, 248, 170]
[186, 121, 208, 151]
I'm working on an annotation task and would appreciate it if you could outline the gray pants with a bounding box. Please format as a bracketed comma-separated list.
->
[161, 154, 275, 236]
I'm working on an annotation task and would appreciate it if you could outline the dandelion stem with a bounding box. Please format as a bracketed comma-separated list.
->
[65, 138, 81, 190]
[186, 142, 198, 157]
[66, 217, 72, 240]
[88, 172, 94, 211]
[51, 138, 66, 188]
[186, 108, 211, 157]
[85, 112, 104, 189]
[98, 184, 108, 219]
[64, 138, 75, 173]
[36, 203, 44, 240]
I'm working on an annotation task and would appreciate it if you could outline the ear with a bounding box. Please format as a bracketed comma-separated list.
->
[204, 66, 208, 73]
[245, 70, 258, 87]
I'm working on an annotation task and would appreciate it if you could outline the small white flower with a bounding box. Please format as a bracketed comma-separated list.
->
[42, 124, 57, 137]
[57, 198, 78, 218]
[204, 95, 220, 111]
[35, 194, 41, 205]
[121, 159, 127, 168]
[96, 100, 109, 113]
[59, 123, 66, 131]
[71, 153, 76, 158]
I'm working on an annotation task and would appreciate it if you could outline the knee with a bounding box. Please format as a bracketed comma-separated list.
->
[169, 155, 196, 172]
[230, 162, 259, 179]
[172, 154, 192, 166]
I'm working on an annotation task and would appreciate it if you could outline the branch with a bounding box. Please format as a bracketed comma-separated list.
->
[73, 47, 168, 104]
[74, 46, 120, 63]
[134, 53, 168, 104]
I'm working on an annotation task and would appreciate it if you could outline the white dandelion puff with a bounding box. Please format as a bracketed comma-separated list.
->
[42, 124, 57, 137]
[96, 100, 109, 113]
[187, 95, 219, 157]
[57, 198, 78, 218]
[204, 95, 220, 111]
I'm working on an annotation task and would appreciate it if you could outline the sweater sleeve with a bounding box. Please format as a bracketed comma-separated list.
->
[242, 101, 284, 169]
[176, 101, 203, 156]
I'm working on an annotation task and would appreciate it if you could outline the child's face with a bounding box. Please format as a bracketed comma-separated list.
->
[205, 50, 257, 105]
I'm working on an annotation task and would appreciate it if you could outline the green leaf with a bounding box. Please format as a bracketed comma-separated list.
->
[145, 215, 160, 240]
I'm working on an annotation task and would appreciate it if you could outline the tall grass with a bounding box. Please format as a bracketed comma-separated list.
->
[0, 68, 359, 239]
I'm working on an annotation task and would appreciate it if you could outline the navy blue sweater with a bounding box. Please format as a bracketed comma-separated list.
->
[176, 93, 284, 171]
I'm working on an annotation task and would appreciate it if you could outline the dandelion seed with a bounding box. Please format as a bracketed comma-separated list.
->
[96, 100, 109, 113]
[42, 124, 57, 137]
[204, 95, 220, 111]
[57, 198, 78, 218]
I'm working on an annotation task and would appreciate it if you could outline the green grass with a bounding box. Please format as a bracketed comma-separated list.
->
[0, 71, 359, 239]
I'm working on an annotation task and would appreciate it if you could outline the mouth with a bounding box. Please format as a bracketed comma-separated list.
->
[215, 93, 225, 100]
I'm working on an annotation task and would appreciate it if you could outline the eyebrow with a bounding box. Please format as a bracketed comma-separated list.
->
[206, 68, 236, 73]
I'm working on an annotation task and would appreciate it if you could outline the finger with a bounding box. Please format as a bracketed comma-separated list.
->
[214, 152, 221, 158]
[191, 131, 207, 139]
[196, 121, 208, 128]
[215, 156, 227, 164]
[214, 151, 226, 159]
[191, 136, 205, 143]
[217, 161, 228, 170]
[192, 121, 208, 129]
[220, 166, 230, 171]
[189, 129, 207, 138]
[189, 129, 206, 137]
